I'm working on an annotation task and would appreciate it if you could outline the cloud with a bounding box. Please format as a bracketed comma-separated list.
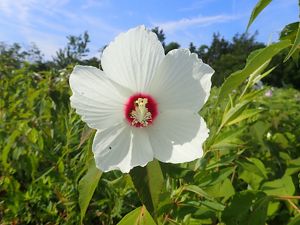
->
[0, 0, 121, 59]
[178, 0, 217, 12]
[153, 14, 238, 33]
[81, 0, 108, 9]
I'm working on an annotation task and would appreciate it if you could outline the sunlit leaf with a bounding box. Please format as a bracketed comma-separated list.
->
[285, 157, 300, 176]
[217, 40, 290, 104]
[280, 22, 299, 41]
[117, 206, 156, 225]
[284, 22, 300, 62]
[204, 178, 235, 201]
[2, 129, 20, 169]
[226, 108, 265, 126]
[129, 160, 164, 219]
[261, 176, 295, 196]
[210, 127, 245, 150]
[247, 0, 272, 30]
[78, 158, 102, 224]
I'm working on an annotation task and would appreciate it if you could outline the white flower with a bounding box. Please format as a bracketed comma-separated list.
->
[69, 26, 214, 173]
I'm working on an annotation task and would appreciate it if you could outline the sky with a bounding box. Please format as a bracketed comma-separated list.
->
[0, 0, 298, 59]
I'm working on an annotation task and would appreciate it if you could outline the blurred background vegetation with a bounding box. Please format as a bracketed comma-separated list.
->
[1, 15, 300, 225]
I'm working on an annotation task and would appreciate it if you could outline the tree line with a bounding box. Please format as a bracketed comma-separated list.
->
[1, 28, 299, 89]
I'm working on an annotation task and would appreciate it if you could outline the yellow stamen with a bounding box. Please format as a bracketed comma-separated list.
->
[130, 98, 152, 127]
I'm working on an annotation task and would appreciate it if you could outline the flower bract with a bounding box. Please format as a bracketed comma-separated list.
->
[69, 26, 214, 173]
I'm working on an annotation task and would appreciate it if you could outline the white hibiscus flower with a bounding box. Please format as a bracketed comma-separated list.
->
[69, 26, 214, 173]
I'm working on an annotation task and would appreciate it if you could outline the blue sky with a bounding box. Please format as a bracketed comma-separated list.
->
[0, 0, 298, 59]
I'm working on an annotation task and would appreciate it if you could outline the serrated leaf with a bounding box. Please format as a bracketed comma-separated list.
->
[117, 206, 156, 225]
[217, 40, 290, 104]
[247, 0, 272, 30]
[129, 160, 164, 220]
[78, 158, 102, 224]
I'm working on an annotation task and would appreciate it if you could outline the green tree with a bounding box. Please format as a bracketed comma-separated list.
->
[164, 42, 180, 54]
[151, 27, 180, 54]
[196, 33, 265, 86]
[151, 27, 166, 47]
[54, 31, 90, 68]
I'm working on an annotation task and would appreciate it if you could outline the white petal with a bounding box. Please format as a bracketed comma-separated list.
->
[149, 49, 214, 112]
[101, 25, 165, 92]
[147, 110, 209, 163]
[69, 65, 132, 130]
[93, 123, 153, 173]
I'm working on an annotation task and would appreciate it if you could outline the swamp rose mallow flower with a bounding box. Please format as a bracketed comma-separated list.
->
[69, 26, 214, 173]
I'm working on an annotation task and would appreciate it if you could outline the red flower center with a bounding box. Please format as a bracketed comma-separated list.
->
[124, 93, 158, 127]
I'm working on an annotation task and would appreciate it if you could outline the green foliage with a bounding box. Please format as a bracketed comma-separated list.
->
[193, 33, 266, 86]
[247, 0, 273, 30]
[284, 22, 300, 62]
[151, 27, 181, 54]
[129, 160, 164, 220]
[54, 31, 91, 68]
[117, 206, 156, 225]
[1, 3, 300, 224]
[217, 40, 290, 104]
[79, 155, 102, 224]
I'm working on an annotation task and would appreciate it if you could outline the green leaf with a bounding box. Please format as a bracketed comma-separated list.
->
[222, 191, 271, 225]
[285, 157, 300, 176]
[78, 158, 102, 224]
[247, 0, 272, 30]
[226, 108, 265, 126]
[117, 206, 157, 225]
[288, 214, 300, 225]
[204, 178, 235, 201]
[129, 160, 164, 219]
[210, 127, 245, 150]
[217, 40, 290, 104]
[2, 129, 20, 169]
[219, 101, 250, 130]
[248, 194, 272, 225]
[237, 158, 267, 179]
[239, 158, 268, 190]
[261, 176, 295, 196]
[280, 22, 299, 41]
[28, 128, 39, 143]
[160, 163, 194, 180]
[196, 167, 235, 187]
[184, 185, 213, 200]
[201, 200, 225, 211]
[285, 22, 300, 62]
